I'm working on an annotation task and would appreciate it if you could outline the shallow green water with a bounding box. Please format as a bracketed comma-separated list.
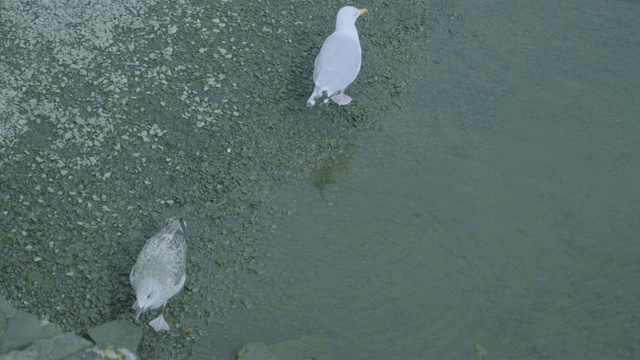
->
[192, 0, 640, 358]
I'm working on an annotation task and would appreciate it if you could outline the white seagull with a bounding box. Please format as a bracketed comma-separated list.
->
[307, 6, 368, 106]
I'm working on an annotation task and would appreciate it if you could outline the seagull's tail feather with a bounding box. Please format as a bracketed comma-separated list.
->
[307, 87, 324, 106]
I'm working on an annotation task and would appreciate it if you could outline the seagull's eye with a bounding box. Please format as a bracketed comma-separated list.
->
[146, 294, 151, 299]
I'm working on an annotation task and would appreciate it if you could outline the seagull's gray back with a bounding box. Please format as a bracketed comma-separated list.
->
[130, 217, 187, 302]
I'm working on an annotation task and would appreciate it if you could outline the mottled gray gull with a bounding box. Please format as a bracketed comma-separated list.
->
[130, 216, 187, 332]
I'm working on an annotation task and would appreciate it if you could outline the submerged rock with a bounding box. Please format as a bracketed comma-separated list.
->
[236, 335, 335, 360]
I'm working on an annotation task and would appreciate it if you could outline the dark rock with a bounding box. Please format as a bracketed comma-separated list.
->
[0, 297, 15, 334]
[0, 332, 92, 360]
[0, 311, 58, 354]
[86, 319, 142, 353]
[0, 297, 15, 318]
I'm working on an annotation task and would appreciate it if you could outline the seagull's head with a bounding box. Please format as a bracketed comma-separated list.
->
[336, 6, 367, 30]
[132, 281, 164, 319]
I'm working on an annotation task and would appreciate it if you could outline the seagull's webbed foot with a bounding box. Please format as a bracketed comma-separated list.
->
[149, 314, 171, 332]
[331, 91, 352, 106]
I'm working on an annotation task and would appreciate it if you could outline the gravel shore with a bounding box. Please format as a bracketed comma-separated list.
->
[0, 0, 448, 358]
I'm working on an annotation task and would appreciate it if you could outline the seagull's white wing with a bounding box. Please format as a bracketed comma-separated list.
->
[313, 32, 361, 95]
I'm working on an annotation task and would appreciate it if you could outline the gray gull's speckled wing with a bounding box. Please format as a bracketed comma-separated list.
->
[130, 216, 187, 321]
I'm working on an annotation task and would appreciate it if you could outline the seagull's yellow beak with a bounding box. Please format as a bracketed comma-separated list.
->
[360, 8, 368, 16]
